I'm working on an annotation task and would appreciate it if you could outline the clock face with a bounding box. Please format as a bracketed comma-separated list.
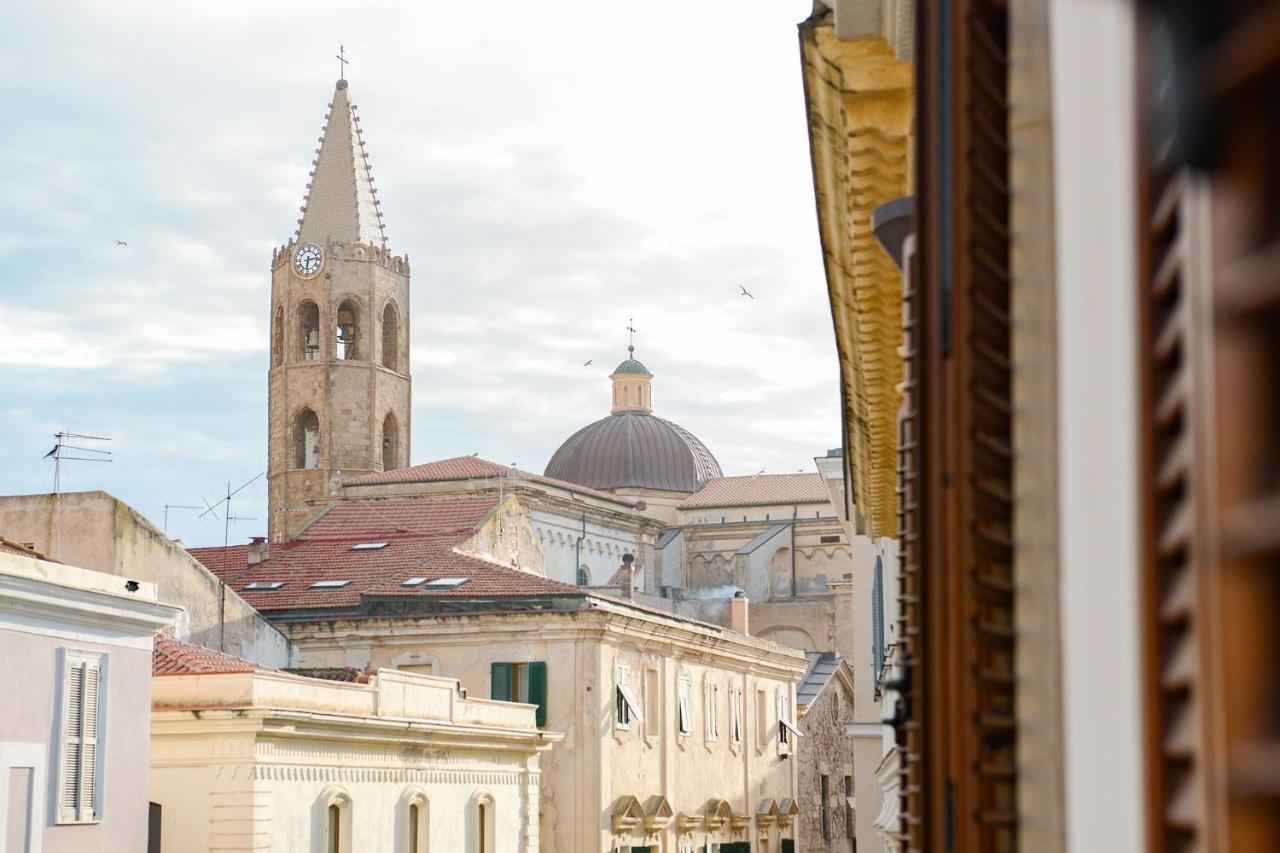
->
[293, 243, 323, 277]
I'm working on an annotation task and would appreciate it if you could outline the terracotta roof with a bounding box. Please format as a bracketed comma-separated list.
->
[545, 412, 722, 493]
[0, 536, 55, 561]
[153, 635, 265, 675]
[284, 667, 372, 683]
[343, 456, 634, 506]
[186, 544, 251, 581]
[677, 473, 832, 510]
[223, 496, 582, 613]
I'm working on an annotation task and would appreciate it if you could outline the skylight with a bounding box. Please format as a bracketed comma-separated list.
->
[401, 577, 427, 587]
[244, 581, 284, 591]
[310, 580, 352, 589]
[351, 542, 389, 551]
[424, 577, 470, 590]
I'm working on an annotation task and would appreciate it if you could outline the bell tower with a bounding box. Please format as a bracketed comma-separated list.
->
[267, 77, 411, 541]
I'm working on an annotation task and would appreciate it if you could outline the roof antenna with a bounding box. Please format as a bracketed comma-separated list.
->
[44, 430, 112, 495]
[200, 472, 264, 651]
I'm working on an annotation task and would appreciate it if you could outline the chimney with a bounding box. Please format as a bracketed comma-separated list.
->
[730, 591, 749, 635]
[620, 553, 636, 600]
[247, 536, 269, 565]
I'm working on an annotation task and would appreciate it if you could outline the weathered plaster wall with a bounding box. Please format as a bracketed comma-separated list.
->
[0, 491, 293, 666]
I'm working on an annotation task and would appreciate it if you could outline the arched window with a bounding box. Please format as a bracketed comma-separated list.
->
[382, 412, 399, 472]
[471, 792, 495, 853]
[295, 409, 320, 469]
[577, 565, 590, 586]
[402, 789, 428, 853]
[336, 299, 360, 360]
[381, 302, 399, 370]
[318, 787, 351, 853]
[271, 305, 283, 367]
[298, 301, 320, 361]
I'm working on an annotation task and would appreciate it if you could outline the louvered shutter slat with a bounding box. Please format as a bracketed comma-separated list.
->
[79, 663, 101, 820]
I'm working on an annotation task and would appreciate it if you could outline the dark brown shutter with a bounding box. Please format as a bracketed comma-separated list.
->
[1138, 4, 1280, 850]
[901, 1, 1015, 850]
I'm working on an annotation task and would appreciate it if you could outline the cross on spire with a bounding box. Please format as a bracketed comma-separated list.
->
[336, 44, 349, 80]
[626, 318, 637, 355]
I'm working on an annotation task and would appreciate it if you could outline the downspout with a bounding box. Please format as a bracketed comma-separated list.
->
[575, 513, 586, 584]
[791, 503, 799, 597]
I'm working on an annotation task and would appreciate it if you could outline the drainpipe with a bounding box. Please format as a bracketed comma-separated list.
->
[574, 513, 587, 585]
[791, 503, 798, 597]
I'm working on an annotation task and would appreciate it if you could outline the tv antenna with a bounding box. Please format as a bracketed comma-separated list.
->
[163, 504, 203, 536]
[200, 472, 264, 651]
[43, 430, 112, 494]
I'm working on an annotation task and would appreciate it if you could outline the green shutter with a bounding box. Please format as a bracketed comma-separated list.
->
[490, 662, 511, 701]
[528, 661, 548, 728]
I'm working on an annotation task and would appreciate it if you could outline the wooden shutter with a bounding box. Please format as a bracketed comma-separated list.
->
[1137, 5, 1280, 849]
[872, 555, 885, 698]
[59, 656, 101, 823]
[902, 0, 1015, 850]
[528, 660, 547, 728]
[489, 662, 512, 702]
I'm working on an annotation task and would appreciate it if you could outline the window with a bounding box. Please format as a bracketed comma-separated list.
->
[298, 300, 320, 360]
[615, 663, 644, 729]
[775, 691, 802, 751]
[382, 412, 399, 472]
[351, 542, 389, 551]
[821, 774, 831, 840]
[756, 688, 768, 746]
[643, 668, 659, 737]
[294, 408, 320, 469]
[403, 793, 428, 853]
[677, 675, 692, 735]
[335, 299, 360, 360]
[381, 301, 399, 370]
[58, 651, 103, 823]
[820, 534, 841, 544]
[310, 579, 351, 589]
[844, 775, 855, 843]
[576, 565, 590, 586]
[473, 794, 495, 853]
[489, 661, 547, 727]
[730, 683, 742, 744]
[319, 787, 351, 853]
[704, 678, 719, 741]
[244, 581, 284, 591]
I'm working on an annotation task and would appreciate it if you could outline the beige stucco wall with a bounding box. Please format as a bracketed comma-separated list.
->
[279, 604, 809, 852]
[150, 669, 548, 852]
[0, 491, 292, 666]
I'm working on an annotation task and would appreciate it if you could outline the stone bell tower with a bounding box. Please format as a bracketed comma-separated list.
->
[266, 77, 411, 541]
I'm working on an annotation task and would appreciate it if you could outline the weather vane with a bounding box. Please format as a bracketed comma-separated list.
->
[626, 318, 637, 355]
[336, 44, 349, 80]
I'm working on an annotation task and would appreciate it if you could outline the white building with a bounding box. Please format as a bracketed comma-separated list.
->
[150, 636, 559, 852]
[0, 541, 179, 853]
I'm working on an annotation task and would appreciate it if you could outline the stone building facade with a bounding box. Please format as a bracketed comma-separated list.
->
[796, 653, 858, 853]
[267, 78, 412, 541]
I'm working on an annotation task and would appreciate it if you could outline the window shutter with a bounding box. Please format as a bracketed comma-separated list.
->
[905, 1, 1014, 848]
[489, 662, 512, 702]
[527, 661, 547, 728]
[78, 661, 101, 821]
[677, 677, 691, 733]
[871, 555, 885, 696]
[59, 661, 84, 822]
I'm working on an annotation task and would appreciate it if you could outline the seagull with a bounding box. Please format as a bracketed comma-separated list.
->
[583, 359, 593, 366]
[739, 285, 754, 299]
[114, 240, 128, 247]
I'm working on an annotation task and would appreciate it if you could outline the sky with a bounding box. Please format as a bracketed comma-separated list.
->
[1, 0, 839, 547]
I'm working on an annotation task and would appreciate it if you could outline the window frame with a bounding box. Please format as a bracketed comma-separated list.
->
[56, 649, 105, 825]
[729, 681, 743, 745]
[704, 677, 719, 742]
[677, 675, 693, 735]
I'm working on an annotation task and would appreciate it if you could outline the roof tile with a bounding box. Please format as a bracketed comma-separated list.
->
[678, 473, 832, 510]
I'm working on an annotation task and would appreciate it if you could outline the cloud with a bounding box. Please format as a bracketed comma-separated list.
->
[1, 0, 835, 547]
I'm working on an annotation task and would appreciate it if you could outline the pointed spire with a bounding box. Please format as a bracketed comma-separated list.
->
[295, 79, 387, 247]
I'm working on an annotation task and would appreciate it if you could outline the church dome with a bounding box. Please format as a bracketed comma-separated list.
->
[545, 349, 721, 493]
[544, 412, 722, 493]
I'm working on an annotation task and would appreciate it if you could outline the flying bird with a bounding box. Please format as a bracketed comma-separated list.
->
[114, 240, 128, 247]
[583, 359, 593, 366]
[738, 285, 754, 299]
